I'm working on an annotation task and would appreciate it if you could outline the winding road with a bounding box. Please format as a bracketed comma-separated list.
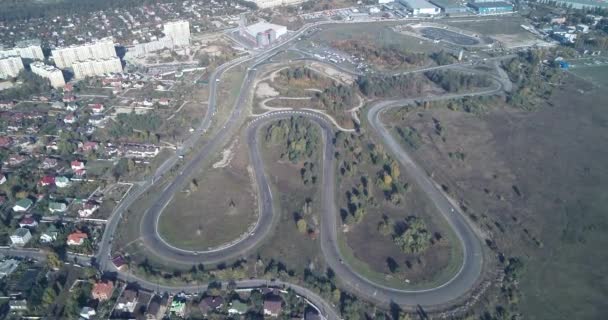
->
[0, 19, 515, 320]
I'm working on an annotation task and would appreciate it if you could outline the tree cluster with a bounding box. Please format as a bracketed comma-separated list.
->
[424, 70, 492, 93]
[264, 116, 319, 164]
[356, 74, 425, 98]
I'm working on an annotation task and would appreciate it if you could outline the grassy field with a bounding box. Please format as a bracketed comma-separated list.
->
[382, 75, 608, 319]
[311, 22, 441, 53]
[331, 128, 462, 288]
[254, 120, 325, 274]
[157, 138, 256, 250]
[569, 65, 608, 88]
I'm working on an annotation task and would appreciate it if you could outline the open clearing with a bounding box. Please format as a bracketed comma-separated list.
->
[442, 17, 545, 49]
[383, 75, 608, 319]
[311, 22, 442, 54]
[157, 137, 257, 251]
[569, 65, 608, 87]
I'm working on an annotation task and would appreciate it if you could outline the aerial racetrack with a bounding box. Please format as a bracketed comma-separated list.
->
[96, 20, 512, 319]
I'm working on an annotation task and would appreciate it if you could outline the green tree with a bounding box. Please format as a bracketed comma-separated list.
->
[47, 252, 62, 270]
[296, 219, 307, 233]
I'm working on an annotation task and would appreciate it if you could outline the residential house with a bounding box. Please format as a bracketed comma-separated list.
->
[10, 228, 32, 246]
[66, 103, 78, 111]
[40, 157, 58, 169]
[51, 101, 65, 109]
[88, 115, 105, 126]
[91, 281, 114, 301]
[7, 154, 27, 166]
[0, 259, 20, 279]
[263, 296, 283, 317]
[170, 300, 186, 317]
[71, 160, 85, 171]
[0, 136, 13, 148]
[198, 296, 224, 314]
[82, 141, 99, 152]
[73, 168, 87, 180]
[78, 201, 99, 217]
[49, 202, 67, 213]
[115, 289, 138, 313]
[55, 176, 71, 188]
[63, 94, 76, 103]
[227, 299, 248, 315]
[39, 175, 55, 186]
[40, 225, 58, 243]
[64, 114, 77, 124]
[9, 299, 27, 311]
[89, 103, 105, 114]
[112, 255, 127, 270]
[67, 231, 88, 246]
[79, 307, 96, 319]
[12, 198, 33, 212]
[122, 143, 160, 158]
[0, 174, 6, 185]
[18, 216, 38, 228]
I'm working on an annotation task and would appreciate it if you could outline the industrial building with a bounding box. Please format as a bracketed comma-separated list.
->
[51, 37, 117, 69]
[0, 56, 24, 79]
[429, 0, 470, 13]
[72, 57, 122, 79]
[0, 39, 44, 61]
[468, 1, 513, 14]
[250, 0, 306, 8]
[399, 0, 441, 15]
[30, 62, 65, 89]
[241, 21, 287, 47]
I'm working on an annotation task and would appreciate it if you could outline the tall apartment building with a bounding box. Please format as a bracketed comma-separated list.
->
[163, 20, 191, 47]
[0, 56, 24, 79]
[251, 0, 305, 8]
[72, 57, 122, 79]
[30, 61, 65, 89]
[125, 20, 190, 59]
[0, 40, 44, 61]
[51, 37, 116, 69]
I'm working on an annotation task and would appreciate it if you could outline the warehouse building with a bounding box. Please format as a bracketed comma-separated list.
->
[468, 1, 513, 14]
[399, 0, 441, 15]
[429, 0, 470, 14]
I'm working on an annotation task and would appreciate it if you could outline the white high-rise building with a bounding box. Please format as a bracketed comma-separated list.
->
[30, 61, 65, 89]
[0, 40, 44, 61]
[51, 37, 117, 69]
[0, 56, 24, 79]
[163, 20, 191, 47]
[72, 57, 122, 79]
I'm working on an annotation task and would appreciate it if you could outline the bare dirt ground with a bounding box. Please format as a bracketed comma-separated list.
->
[383, 75, 608, 319]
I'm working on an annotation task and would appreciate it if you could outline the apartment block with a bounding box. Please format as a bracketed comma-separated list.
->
[72, 57, 122, 79]
[0, 40, 44, 61]
[51, 37, 117, 69]
[163, 20, 191, 47]
[30, 61, 66, 88]
[0, 56, 24, 79]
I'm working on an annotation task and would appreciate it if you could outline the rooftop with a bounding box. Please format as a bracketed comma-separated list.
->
[245, 21, 286, 36]
[468, 1, 513, 8]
